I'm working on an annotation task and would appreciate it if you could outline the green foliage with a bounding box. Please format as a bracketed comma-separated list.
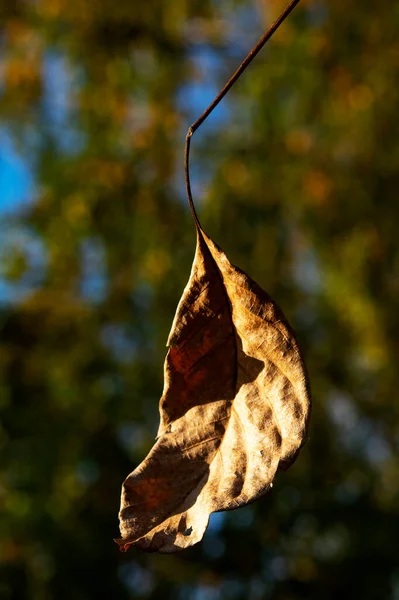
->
[1, 0, 399, 598]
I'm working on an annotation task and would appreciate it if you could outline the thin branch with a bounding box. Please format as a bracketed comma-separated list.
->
[185, 0, 302, 230]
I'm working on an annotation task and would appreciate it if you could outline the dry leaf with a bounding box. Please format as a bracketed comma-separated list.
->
[116, 225, 310, 553]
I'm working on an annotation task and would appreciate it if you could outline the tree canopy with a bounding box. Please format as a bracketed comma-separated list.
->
[1, 0, 399, 598]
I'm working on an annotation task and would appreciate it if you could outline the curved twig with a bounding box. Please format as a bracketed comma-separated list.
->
[184, 0, 302, 230]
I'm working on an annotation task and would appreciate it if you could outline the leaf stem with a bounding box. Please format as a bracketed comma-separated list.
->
[184, 0, 302, 230]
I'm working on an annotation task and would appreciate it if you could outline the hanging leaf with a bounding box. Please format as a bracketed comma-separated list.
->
[116, 226, 310, 552]
[116, 0, 309, 553]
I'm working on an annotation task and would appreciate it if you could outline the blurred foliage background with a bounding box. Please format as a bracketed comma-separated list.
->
[1, 0, 399, 598]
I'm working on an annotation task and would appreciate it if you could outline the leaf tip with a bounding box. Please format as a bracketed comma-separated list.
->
[114, 537, 133, 553]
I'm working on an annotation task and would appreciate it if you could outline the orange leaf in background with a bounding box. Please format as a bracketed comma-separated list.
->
[116, 225, 310, 553]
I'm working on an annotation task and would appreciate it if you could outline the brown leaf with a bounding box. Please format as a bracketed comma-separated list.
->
[116, 227, 310, 553]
